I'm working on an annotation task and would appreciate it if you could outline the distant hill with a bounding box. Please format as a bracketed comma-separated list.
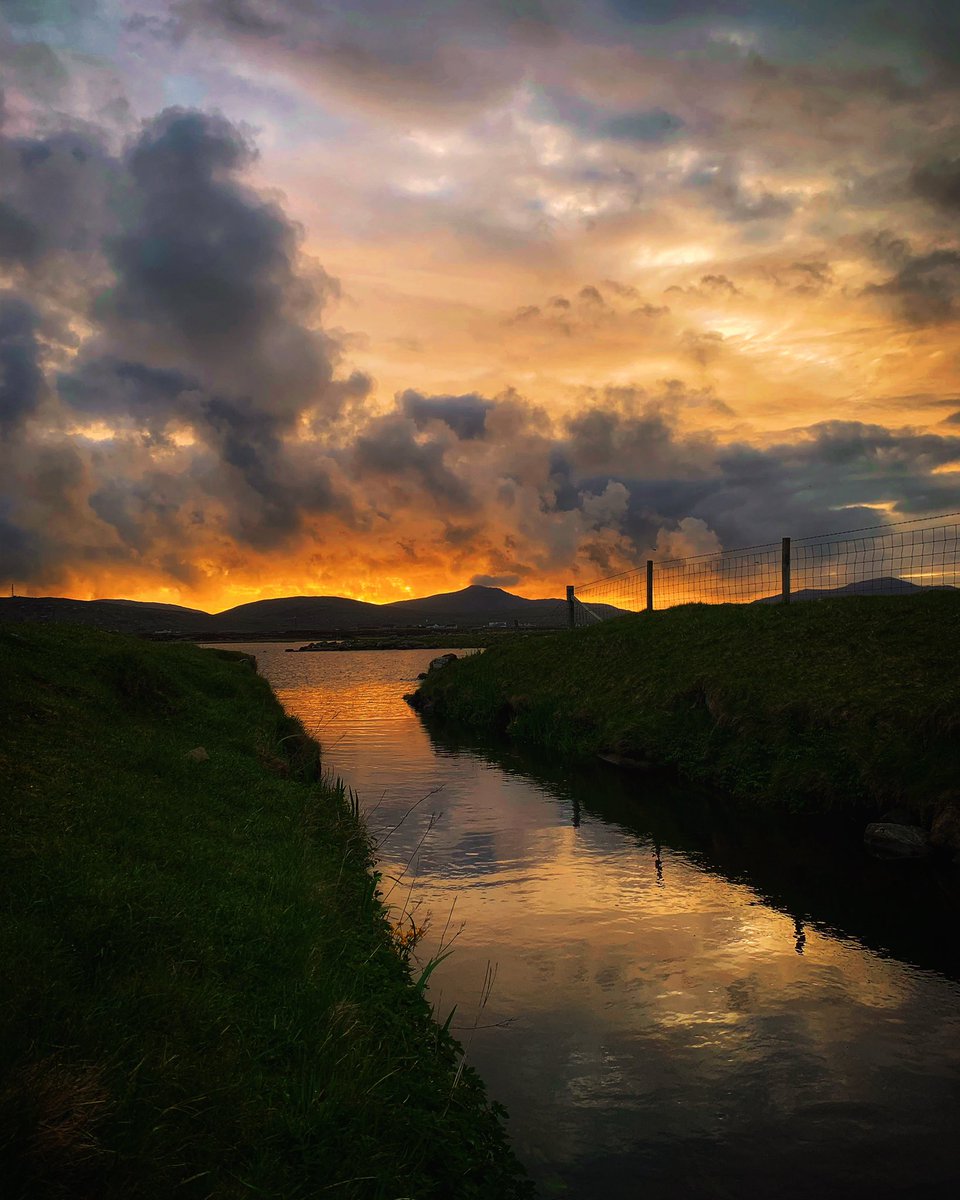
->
[0, 585, 607, 636]
[0, 596, 216, 635]
[214, 585, 591, 632]
[214, 595, 386, 632]
[753, 576, 957, 604]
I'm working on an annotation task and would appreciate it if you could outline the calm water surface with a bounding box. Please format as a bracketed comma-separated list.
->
[225, 644, 960, 1198]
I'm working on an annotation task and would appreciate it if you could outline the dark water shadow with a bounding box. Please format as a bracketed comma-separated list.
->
[419, 715, 960, 982]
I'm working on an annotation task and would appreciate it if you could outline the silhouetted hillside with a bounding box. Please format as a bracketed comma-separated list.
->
[0, 596, 214, 635]
[753, 576, 957, 604]
[1, 585, 610, 636]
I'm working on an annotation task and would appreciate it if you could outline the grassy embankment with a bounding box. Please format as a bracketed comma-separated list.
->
[0, 624, 530, 1199]
[415, 592, 960, 820]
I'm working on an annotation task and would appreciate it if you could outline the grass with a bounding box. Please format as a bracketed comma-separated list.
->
[0, 623, 531, 1199]
[416, 592, 960, 817]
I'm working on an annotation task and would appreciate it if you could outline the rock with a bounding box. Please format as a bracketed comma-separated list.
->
[930, 799, 960, 856]
[416, 671, 428, 680]
[185, 746, 209, 762]
[428, 653, 458, 672]
[878, 807, 914, 825]
[863, 821, 931, 859]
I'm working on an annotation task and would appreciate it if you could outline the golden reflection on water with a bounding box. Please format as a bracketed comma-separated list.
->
[218, 644, 960, 1198]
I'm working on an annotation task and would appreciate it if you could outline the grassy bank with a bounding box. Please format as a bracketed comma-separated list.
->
[415, 593, 960, 819]
[0, 624, 530, 1199]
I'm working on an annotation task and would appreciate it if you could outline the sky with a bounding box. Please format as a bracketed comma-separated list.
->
[1, 0, 959, 609]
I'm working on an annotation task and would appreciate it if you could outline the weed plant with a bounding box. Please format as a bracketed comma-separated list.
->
[0, 623, 530, 1199]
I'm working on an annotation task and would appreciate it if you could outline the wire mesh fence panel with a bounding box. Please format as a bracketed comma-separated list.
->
[572, 568, 646, 625]
[655, 543, 782, 607]
[571, 513, 960, 624]
[792, 520, 960, 598]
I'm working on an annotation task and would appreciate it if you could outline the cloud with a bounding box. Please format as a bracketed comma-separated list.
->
[174, 0, 556, 120]
[470, 572, 521, 588]
[45, 107, 352, 547]
[505, 283, 669, 338]
[865, 246, 960, 325]
[353, 413, 475, 510]
[0, 293, 44, 433]
[911, 158, 960, 212]
[668, 274, 743, 298]
[401, 388, 492, 440]
[0, 127, 119, 334]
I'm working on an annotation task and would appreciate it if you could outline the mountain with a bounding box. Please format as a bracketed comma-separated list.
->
[384, 585, 569, 626]
[0, 596, 216, 635]
[213, 585, 578, 631]
[753, 576, 957, 604]
[214, 595, 385, 631]
[0, 585, 592, 636]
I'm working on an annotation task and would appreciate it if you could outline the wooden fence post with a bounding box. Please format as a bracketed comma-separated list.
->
[781, 537, 791, 605]
[566, 584, 576, 628]
[646, 560, 654, 612]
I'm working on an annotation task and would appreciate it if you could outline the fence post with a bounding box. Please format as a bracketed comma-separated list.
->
[781, 537, 791, 604]
[646, 560, 654, 612]
[566, 584, 576, 628]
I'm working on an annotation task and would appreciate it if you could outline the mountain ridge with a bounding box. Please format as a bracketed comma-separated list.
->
[0, 585, 576, 635]
[4, 575, 950, 637]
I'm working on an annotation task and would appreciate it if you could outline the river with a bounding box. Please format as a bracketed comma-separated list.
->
[222, 643, 960, 1198]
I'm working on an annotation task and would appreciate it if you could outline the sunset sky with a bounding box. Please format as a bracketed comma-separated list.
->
[1, 0, 959, 609]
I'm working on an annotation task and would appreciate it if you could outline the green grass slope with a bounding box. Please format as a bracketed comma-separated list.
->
[0, 624, 530, 1200]
[417, 593, 960, 817]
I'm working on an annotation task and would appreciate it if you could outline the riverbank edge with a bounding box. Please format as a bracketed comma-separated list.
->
[0, 623, 531, 1198]
[410, 593, 960, 851]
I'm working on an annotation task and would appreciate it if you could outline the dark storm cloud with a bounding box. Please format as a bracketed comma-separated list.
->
[0, 90, 364, 583]
[401, 389, 492, 440]
[0, 201, 42, 266]
[105, 108, 333, 411]
[0, 507, 42, 577]
[564, 405, 682, 472]
[48, 107, 349, 548]
[492, 394, 960, 559]
[0, 294, 44, 433]
[865, 247, 960, 325]
[911, 158, 960, 212]
[0, 125, 117, 271]
[353, 414, 474, 509]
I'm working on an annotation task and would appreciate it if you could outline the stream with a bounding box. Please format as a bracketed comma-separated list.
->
[223, 643, 960, 1198]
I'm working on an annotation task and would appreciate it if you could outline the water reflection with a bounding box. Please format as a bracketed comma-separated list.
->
[214, 645, 960, 1199]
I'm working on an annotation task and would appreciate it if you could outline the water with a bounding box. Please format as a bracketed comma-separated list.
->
[221, 644, 960, 1197]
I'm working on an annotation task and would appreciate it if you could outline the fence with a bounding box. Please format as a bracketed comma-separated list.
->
[568, 512, 960, 627]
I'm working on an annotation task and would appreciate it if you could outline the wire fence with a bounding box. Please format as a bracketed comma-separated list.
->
[570, 513, 960, 626]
